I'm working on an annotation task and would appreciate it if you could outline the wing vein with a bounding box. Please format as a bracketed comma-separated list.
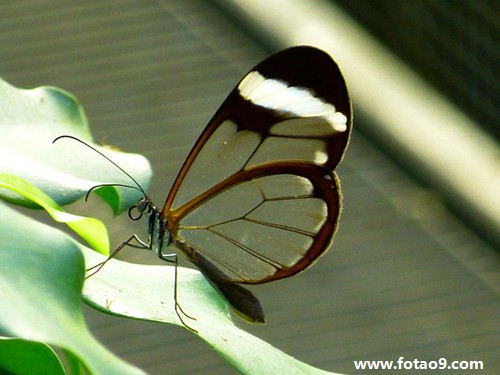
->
[206, 227, 285, 269]
[242, 217, 316, 236]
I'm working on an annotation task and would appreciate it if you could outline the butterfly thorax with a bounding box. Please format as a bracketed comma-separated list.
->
[129, 196, 171, 259]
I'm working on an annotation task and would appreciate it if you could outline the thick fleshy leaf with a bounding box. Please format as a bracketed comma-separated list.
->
[83, 246, 343, 375]
[0, 77, 151, 214]
[0, 173, 109, 254]
[0, 201, 145, 375]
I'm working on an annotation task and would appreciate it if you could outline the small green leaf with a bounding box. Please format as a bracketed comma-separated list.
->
[61, 348, 86, 375]
[0, 338, 66, 375]
[0, 173, 109, 255]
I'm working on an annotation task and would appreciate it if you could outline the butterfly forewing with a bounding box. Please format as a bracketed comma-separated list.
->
[162, 46, 351, 285]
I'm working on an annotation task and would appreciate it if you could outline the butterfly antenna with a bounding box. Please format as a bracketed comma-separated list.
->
[84, 183, 145, 201]
[53, 135, 147, 196]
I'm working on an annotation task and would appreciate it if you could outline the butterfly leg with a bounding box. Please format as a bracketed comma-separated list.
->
[85, 234, 150, 279]
[159, 251, 198, 332]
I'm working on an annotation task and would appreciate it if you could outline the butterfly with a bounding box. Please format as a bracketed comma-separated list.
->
[64, 45, 351, 325]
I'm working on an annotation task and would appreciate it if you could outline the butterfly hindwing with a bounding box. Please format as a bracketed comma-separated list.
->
[172, 166, 341, 284]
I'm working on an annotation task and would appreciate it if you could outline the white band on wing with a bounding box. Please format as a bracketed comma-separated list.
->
[238, 71, 347, 132]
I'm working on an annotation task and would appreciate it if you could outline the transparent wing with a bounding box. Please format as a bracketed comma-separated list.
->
[162, 46, 351, 284]
[173, 166, 341, 284]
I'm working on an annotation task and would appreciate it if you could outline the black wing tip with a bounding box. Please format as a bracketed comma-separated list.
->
[209, 278, 266, 324]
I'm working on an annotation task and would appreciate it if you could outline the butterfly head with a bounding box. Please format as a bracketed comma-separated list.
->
[128, 196, 156, 221]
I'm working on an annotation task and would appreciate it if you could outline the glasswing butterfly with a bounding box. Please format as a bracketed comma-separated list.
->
[60, 45, 351, 325]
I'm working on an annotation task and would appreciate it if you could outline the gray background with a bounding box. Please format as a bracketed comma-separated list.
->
[1, 1, 498, 374]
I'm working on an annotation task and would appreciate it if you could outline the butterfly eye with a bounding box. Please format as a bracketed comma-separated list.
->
[129, 198, 149, 220]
